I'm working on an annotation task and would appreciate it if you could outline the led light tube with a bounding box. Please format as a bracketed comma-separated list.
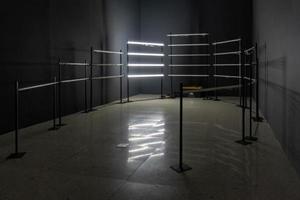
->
[128, 52, 164, 57]
[128, 74, 164, 78]
[127, 41, 164, 47]
[128, 64, 164, 67]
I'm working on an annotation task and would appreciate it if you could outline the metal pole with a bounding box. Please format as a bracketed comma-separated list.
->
[236, 51, 251, 145]
[127, 43, 130, 102]
[170, 33, 174, 97]
[246, 52, 258, 141]
[204, 34, 210, 100]
[161, 46, 164, 98]
[84, 60, 88, 112]
[120, 50, 123, 103]
[58, 60, 64, 126]
[239, 40, 242, 107]
[254, 43, 263, 122]
[214, 44, 219, 101]
[170, 83, 192, 173]
[49, 77, 58, 131]
[90, 46, 93, 111]
[7, 81, 26, 159]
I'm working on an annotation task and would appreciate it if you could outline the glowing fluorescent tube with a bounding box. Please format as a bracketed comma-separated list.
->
[128, 64, 164, 67]
[127, 41, 164, 47]
[128, 74, 164, 78]
[128, 52, 164, 57]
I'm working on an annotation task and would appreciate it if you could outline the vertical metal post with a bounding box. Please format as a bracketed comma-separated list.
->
[161, 46, 164, 98]
[84, 60, 88, 112]
[214, 44, 219, 101]
[170, 83, 192, 173]
[239, 40, 242, 107]
[236, 51, 251, 145]
[204, 34, 211, 100]
[253, 43, 263, 122]
[7, 81, 26, 159]
[127, 43, 130, 102]
[120, 50, 123, 103]
[57, 60, 65, 126]
[246, 52, 258, 141]
[170, 33, 174, 98]
[49, 77, 59, 131]
[90, 47, 94, 111]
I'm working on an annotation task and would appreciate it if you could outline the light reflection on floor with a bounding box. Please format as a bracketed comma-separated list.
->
[127, 116, 166, 162]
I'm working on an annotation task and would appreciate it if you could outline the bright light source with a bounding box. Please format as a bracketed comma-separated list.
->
[128, 64, 164, 67]
[127, 41, 164, 47]
[129, 146, 149, 153]
[128, 74, 164, 78]
[128, 52, 164, 57]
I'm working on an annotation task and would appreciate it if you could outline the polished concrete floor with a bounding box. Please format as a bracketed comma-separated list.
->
[0, 95, 300, 200]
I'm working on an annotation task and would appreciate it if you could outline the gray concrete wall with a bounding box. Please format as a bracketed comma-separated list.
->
[253, 0, 300, 175]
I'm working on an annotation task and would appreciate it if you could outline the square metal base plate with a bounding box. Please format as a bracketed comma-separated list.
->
[170, 163, 192, 173]
[235, 140, 252, 145]
[6, 152, 26, 160]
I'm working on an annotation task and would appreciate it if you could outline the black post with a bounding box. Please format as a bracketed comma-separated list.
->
[90, 46, 94, 111]
[236, 51, 251, 145]
[239, 40, 243, 107]
[204, 34, 211, 100]
[246, 52, 258, 141]
[253, 43, 263, 122]
[214, 44, 220, 101]
[127, 43, 130, 102]
[49, 77, 59, 131]
[170, 83, 192, 173]
[7, 81, 26, 159]
[57, 60, 66, 126]
[161, 46, 164, 99]
[120, 50, 123, 103]
[84, 60, 88, 113]
[170, 33, 174, 98]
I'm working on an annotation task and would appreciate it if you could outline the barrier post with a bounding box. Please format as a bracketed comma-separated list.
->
[84, 60, 88, 112]
[169, 33, 174, 98]
[170, 83, 192, 173]
[57, 60, 66, 126]
[120, 50, 123, 103]
[236, 52, 252, 145]
[49, 77, 59, 131]
[253, 43, 263, 122]
[126, 43, 130, 102]
[246, 52, 258, 141]
[7, 81, 26, 159]
[90, 47, 94, 111]
[213, 44, 220, 101]
[160, 46, 164, 99]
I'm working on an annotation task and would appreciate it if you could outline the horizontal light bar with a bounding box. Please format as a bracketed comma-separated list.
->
[213, 38, 241, 45]
[127, 41, 164, 47]
[92, 75, 124, 80]
[93, 50, 123, 55]
[128, 74, 164, 78]
[168, 74, 209, 77]
[19, 82, 58, 92]
[168, 54, 210, 57]
[168, 43, 210, 47]
[214, 51, 241, 56]
[59, 62, 88, 66]
[128, 52, 164, 57]
[128, 64, 164, 67]
[214, 75, 241, 79]
[167, 33, 209, 37]
[169, 64, 210, 67]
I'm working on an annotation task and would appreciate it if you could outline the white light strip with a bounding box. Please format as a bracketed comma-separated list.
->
[214, 75, 241, 79]
[94, 50, 123, 55]
[167, 33, 209, 37]
[169, 64, 210, 67]
[168, 74, 210, 77]
[128, 52, 164, 57]
[128, 64, 164, 67]
[127, 41, 164, 47]
[168, 43, 210, 47]
[213, 51, 241, 56]
[168, 54, 210, 57]
[213, 38, 241, 45]
[128, 74, 164, 78]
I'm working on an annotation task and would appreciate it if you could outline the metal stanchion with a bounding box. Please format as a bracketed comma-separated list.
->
[57, 61, 66, 127]
[89, 47, 96, 111]
[236, 52, 252, 145]
[169, 33, 174, 98]
[7, 81, 26, 159]
[120, 50, 123, 103]
[161, 46, 164, 99]
[245, 52, 258, 141]
[170, 83, 192, 173]
[126, 43, 130, 102]
[253, 43, 263, 122]
[49, 77, 59, 131]
[84, 60, 88, 113]
[213, 44, 220, 101]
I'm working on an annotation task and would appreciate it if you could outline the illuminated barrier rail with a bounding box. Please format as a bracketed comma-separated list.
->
[90, 47, 124, 111]
[7, 78, 59, 159]
[167, 33, 211, 98]
[127, 41, 165, 102]
[57, 61, 89, 127]
[213, 38, 242, 103]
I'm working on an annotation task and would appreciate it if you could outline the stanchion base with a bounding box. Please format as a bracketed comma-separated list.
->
[252, 117, 264, 122]
[48, 127, 60, 131]
[6, 152, 26, 160]
[245, 136, 258, 141]
[235, 140, 252, 145]
[214, 98, 221, 101]
[170, 163, 192, 173]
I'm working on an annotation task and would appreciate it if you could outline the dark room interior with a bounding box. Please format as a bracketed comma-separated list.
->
[0, 0, 300, 199]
